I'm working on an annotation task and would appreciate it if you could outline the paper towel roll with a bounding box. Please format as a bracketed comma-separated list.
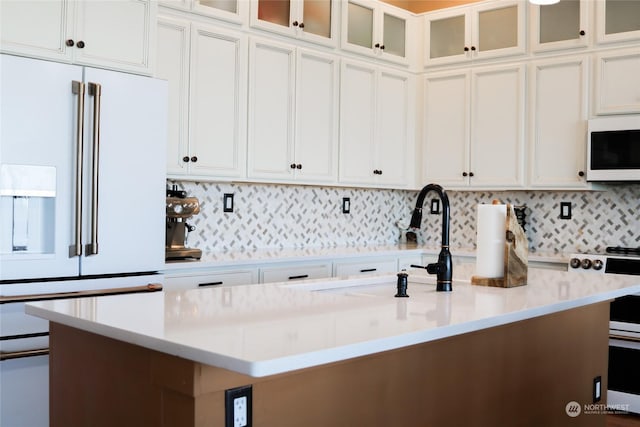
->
[476, 204, 507, 278]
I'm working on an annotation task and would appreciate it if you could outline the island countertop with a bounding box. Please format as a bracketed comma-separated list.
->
[26, 264, 640, 377]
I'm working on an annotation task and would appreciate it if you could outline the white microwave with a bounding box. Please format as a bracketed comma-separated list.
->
[587, 115, 640, 182]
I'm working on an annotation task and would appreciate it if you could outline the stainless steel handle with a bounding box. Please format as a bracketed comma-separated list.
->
[0, 283, 162, 305]
[85, 82, 101, 256]
[69, 81, 85, 258]
[610, 334, 640, 343]
[0, 348, 49, 361]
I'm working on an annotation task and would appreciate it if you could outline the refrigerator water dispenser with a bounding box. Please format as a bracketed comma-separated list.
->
[0, 164, 56, 255]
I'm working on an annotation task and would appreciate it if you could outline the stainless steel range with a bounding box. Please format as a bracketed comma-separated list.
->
[569, 247, 640, 414]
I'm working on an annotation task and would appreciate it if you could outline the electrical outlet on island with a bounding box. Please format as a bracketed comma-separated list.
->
[225, 385, 252, 427]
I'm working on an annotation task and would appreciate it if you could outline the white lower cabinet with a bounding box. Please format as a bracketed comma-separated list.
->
[594, 47, 640, 115]
[260, 262, 332, 283]
[157, 16, 248, 179]
[333, 257, 398, 277]
[528, 55, 590, 189]
[164, 268, 258, 291]
[339, 59, 413, 188]
[423, 63, 525, 189]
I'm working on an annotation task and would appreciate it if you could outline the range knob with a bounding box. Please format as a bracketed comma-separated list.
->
[593, 259, 604, 271]
[581, 258, 593, 269]
[569, 258, 581, 269]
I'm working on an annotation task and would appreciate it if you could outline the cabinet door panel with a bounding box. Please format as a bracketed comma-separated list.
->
[594, 49, 640, 115]
[295, 50, 338, 182]
[532, 0, 588, 52]
[339, 62, 376, 184]
[530, 57, 588, 188]
[382, 11, 406, 58]
[0, 0, 72, 61]
[470, 65, 525, 188]
[190, 26, 247, 177]
[75, 0, 152, 72]
[346, 1, 374, 49]
[303, 0, 333, 38]
[423, 71, 469, 187]
[257, 0, 291, 27]
[248, 40, 295, 179]
[477, 5, 518, 52]
[156, 17, 190, 176]
[376, 70, 409, 187]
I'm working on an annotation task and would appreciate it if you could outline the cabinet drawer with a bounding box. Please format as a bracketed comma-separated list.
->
[260, 263, 332, 284]
[333, 258, 397, 277]
[164, 269, 257, 291]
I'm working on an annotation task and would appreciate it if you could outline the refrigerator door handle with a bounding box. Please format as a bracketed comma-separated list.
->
[85, 82, 102, 256]
[69, 81, 85, 258]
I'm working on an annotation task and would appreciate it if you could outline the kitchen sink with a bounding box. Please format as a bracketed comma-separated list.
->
[280, 270, 471, 298]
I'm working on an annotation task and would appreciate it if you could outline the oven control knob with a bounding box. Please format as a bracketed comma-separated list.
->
[581, 258, 593, 269]
[569, 258, 581, 269]
[592, 259, 604, 271]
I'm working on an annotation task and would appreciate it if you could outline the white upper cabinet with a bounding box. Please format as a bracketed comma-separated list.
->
[157, 17, 248, 179]
[342, 0, 413, 66]
[0, 0, 155, 75]
[595, 0, 640, 45]
[339, 60, 412, 188]
[247, 38, 339, 184]
[250, 0, 337, 47]
[424, 0, 525, 67]
[423, 64, 525, 189]
[530, 0, 590, 53]
[528, 56, 590, 188]
[159, 0, 247, 24]
[594, 47, 640, 115]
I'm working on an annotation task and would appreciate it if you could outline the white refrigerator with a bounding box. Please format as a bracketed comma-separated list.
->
[0, 54, 168, 426]
[1, 53, 167, 280]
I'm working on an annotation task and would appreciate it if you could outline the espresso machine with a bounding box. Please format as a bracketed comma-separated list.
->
[165, 185, 202, 260]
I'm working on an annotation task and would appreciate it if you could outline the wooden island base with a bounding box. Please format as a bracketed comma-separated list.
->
[50, 302, 610, 427]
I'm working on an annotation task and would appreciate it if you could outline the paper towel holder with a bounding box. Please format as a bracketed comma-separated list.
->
[471, 202, 528, 288]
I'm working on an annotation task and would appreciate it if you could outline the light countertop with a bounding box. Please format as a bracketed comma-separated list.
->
[26, 264, 639, 377]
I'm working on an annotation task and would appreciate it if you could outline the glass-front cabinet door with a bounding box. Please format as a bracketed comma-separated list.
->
[424, 8, 470, 65]
[473, 1, 525, 60]
[159, 0, 247, 24]
[596, 0, 640, 44]
[342, 0, 410, 65]
[424, 0, 524, 66]
[531, 0, 589, 52]
[251, 0, 336, 47]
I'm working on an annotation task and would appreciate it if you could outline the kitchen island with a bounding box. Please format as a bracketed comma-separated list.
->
[26, 264, 640, 427]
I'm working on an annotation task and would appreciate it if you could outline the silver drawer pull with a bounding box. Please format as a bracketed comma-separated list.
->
[0, 348, 49, 361]
[0, 283, 162, 304]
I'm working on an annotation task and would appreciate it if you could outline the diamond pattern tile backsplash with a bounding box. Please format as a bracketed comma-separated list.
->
[170, 181, 640, 255]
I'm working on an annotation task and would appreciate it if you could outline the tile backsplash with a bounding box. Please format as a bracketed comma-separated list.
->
[170, 181, 640, 255]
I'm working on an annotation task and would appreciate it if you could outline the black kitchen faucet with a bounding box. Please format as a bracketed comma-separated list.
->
[408, 183, 453, 292]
